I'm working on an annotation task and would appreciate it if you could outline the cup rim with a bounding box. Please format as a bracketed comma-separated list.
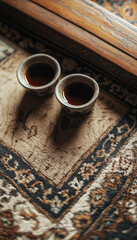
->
[55, 73, 99, 110]
[17, 53, 61, 91]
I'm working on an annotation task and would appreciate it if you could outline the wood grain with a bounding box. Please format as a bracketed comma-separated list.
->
[32, 0, 137, 59]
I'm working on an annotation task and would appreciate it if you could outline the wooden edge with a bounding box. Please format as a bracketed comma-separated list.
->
[32, 0, 137, 59]
[0, 0, 137, 91]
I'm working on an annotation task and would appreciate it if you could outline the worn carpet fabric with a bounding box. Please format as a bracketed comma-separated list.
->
[0, 18, 137, 240]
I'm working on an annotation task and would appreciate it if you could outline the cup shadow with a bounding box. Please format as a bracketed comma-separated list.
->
[13, 90, 53, 134]
[52, 108, 91, 147]
[12, 89, 93, 152]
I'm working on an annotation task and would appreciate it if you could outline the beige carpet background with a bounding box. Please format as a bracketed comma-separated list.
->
[0, 19, 136, 240]
[0, 48, 128, 184]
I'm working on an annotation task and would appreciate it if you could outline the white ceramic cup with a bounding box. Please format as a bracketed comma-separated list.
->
[55, 73, 99, 114]
[17, 53, 61, 96]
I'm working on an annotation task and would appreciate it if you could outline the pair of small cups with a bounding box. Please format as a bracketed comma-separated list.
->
[17, 54, 99, 114]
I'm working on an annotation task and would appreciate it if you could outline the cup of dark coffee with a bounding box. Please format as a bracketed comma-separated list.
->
[17, 53, 61, 96]
[55, 73, 99, 114]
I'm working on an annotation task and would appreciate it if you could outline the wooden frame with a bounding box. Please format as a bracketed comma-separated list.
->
[0, 0, 137, 90]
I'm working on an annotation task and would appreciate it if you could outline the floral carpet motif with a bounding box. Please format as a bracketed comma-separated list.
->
[93, 0, 137, 26]
[0, 19, 137, 240]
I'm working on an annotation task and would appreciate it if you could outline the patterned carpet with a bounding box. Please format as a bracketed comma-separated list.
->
[0, 2, 137, 239]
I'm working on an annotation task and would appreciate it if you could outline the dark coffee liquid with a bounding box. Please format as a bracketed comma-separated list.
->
[25, 62, 55, 86]
[63, 82, 93, 105]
